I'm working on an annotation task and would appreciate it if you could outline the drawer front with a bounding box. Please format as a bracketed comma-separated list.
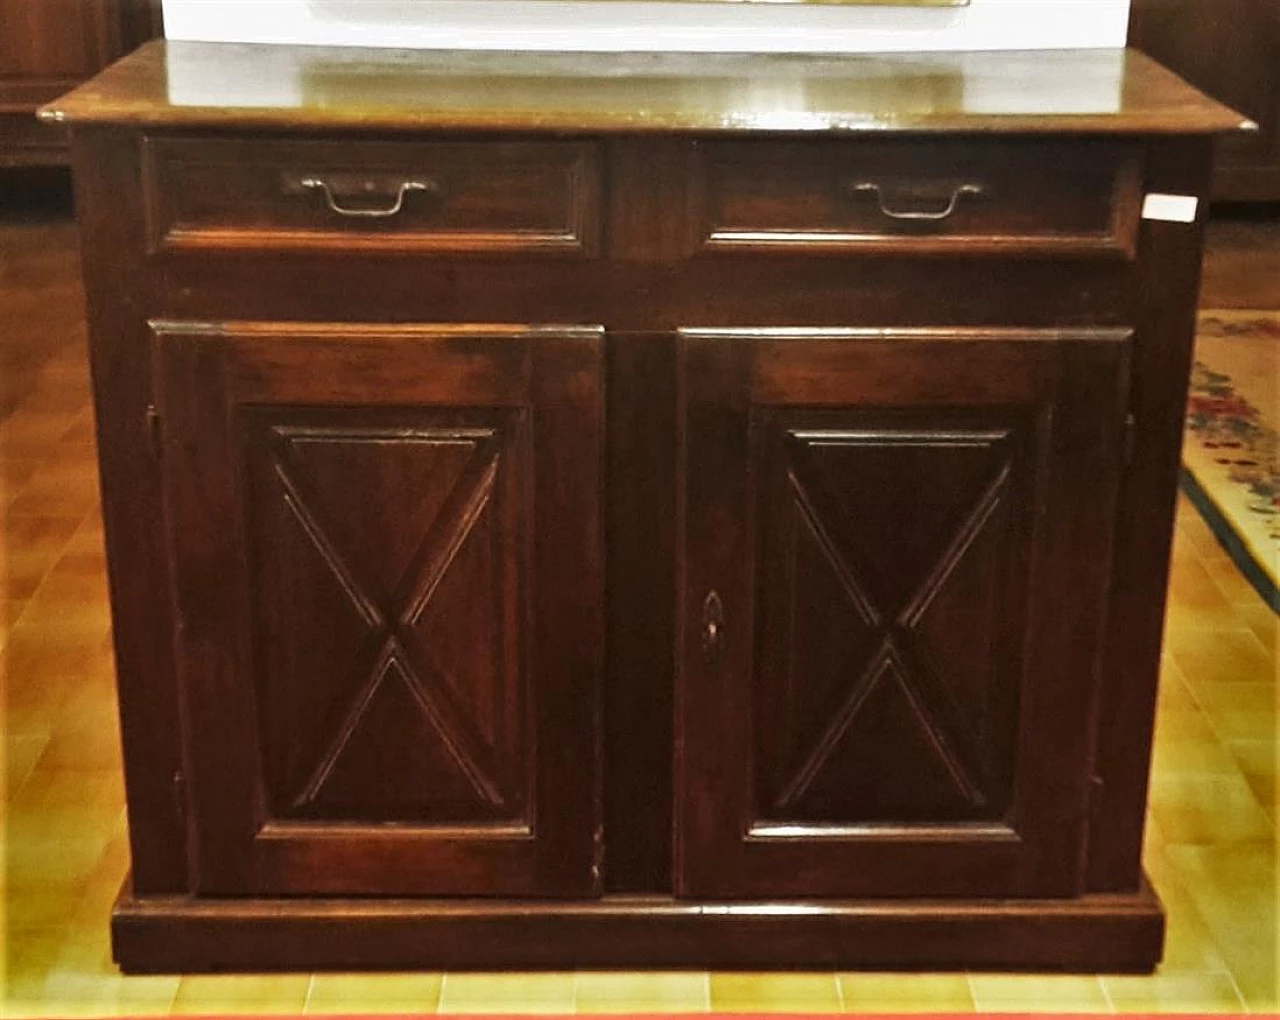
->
[144, 136, 600, 256]
[693, 140, 1141, 258]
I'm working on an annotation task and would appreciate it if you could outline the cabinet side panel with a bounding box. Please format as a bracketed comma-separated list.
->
[1086, 137, 1214, 893]
[69, 126, 190, 893]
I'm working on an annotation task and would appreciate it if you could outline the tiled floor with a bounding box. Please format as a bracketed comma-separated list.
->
[2, 200, 1276, 1015]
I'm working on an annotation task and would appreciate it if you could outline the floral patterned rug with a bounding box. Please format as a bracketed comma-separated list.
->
[1183, 311, 1280, 610]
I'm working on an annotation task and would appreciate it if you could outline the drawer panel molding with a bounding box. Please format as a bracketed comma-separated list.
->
[692, 140, 1142, 259]
[142, 136, 601, 256]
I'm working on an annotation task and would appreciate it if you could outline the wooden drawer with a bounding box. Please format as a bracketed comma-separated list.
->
[693, 140, 1141, 258]
[143, 136, 600, 256]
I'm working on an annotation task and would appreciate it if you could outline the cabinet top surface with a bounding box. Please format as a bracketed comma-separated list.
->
[42, 40, 1247, 136]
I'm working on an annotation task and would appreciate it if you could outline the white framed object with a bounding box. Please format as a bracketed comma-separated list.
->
[162, 0, 1132, 54]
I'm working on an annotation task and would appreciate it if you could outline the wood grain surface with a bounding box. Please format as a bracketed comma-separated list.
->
[40, 42, 1249, 135]
[2, 187, 1273, 1013]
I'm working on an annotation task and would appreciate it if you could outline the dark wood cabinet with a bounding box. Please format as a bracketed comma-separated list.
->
[1130, 0, 1280, 200]
[46, 42, 1245, 973]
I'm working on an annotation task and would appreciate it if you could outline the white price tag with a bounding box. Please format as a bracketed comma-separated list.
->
[1142, 193, 1200, 223]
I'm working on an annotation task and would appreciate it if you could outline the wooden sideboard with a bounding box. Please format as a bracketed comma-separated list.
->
[43, 42, 1245, 973]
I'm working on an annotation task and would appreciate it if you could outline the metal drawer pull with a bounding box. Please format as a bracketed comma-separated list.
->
[299, 177, 436, 218]
[851, 181, 983, 222]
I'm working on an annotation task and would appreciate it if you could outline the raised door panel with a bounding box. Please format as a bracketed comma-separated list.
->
[154, 322, 603, 897]
[752, 414, 1026, 827]
[248, 410, 525, 825]
[676, 328, 1131, 899]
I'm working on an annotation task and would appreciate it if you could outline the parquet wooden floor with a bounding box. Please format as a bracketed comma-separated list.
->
[2, 180, 1275, 1016]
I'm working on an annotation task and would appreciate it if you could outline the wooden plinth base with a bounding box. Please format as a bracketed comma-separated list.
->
[112, 878, 1164, 974]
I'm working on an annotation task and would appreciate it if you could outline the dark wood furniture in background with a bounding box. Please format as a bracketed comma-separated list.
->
[1130, 0, 1280, 201]
[0, 0, 160, 166]
[44, 42, 1245, 973]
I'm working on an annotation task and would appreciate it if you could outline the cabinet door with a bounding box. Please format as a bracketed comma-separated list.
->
[676, 328, 1130, 899]
[154, 322, 603, 897]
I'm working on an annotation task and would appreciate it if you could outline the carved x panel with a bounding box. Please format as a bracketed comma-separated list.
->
[247, 413, 526, 825]
[754, 420, 1026, 825]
